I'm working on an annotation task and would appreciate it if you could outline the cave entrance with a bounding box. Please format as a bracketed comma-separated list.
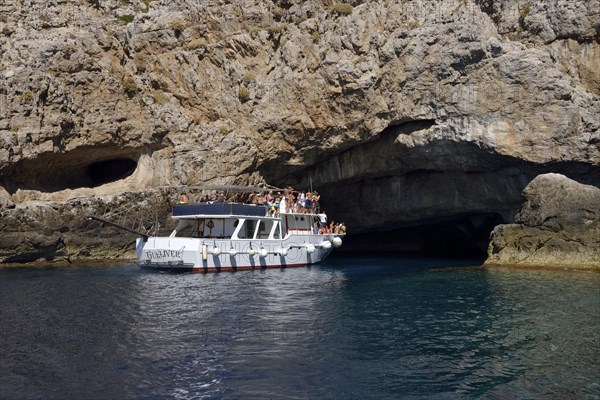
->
[339, 213, 505, 260]
[87, 158, 137, 187]
[3, 151, 140, 194]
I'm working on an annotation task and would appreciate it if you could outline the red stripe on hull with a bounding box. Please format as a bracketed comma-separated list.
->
[140, 262, 314, 273]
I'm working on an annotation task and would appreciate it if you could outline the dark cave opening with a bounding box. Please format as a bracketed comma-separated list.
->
[86, 158, 137, 187]
[338, 213, 505, 261]
[3, 152, 140, 194]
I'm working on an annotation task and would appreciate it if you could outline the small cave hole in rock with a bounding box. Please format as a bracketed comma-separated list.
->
[86, 158, 137, 187]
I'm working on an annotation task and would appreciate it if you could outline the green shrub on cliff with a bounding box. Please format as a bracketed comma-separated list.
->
[170, 20, 189, 32]
[243, 72, 256, 84]
[331, 3, 354, 15]
[122, 77, 138, 96]
[238, 86, 250, 101]
[518, 2, 532, 29]
[266, 23, 289, 33]
[152, 90, 168, 104]
[21, 92, 34, 103]
[273, 6, 285, 20]
[118, 14, 134, 24]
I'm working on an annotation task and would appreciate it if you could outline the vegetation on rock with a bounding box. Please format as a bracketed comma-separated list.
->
[331, 3, 354, 15]
[122, 77, 138, 96]
[238, 86, 250, 101]
[518, 2, 533, 30]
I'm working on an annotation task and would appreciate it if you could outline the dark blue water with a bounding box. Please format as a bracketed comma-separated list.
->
[1, 256, 599, 399]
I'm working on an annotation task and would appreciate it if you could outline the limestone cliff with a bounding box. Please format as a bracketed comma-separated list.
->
[0, 0, 599, 262]
[486, 173, 600, 269]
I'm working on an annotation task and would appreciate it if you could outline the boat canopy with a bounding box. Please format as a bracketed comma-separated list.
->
[173, 203, 268, 218]
[184, 184, 281, 193]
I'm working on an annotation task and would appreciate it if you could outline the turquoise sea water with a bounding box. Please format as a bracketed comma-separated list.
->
[1, 255, 598, 399]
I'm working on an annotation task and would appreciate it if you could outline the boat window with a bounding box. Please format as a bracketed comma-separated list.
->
[175, 222, 194, 237]
[175, 220, 205, 238]
[246, 220, 256, 239]
[256, 220, 274, 239]
[195, 220, 206, 237]
[236, 219, 256, 239]
[272, 221, 281, 239]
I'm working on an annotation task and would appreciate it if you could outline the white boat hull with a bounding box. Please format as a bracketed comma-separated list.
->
[136, 234, 342, 271]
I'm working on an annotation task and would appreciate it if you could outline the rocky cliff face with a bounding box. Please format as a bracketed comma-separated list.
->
[486, 173, 600, 268]
[1, 0, 599, 262]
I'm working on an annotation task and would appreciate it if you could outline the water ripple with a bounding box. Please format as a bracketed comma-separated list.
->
[1, 258, 599, 399]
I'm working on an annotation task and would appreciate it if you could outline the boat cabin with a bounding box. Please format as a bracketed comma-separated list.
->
[173, 217, 283, 240]
[170, 203, 322, 240]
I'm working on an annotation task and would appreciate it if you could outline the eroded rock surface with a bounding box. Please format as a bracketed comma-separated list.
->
[0, 189, 176, 263]
[0, 0, 599, 262]
[486, 173, 600, 268]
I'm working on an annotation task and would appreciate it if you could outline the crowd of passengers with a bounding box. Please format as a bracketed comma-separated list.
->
[318, 220, 347, 235]
[178, 187, 346, 234]
[180, 187, 321, 214]
[252, 187, 321, 216]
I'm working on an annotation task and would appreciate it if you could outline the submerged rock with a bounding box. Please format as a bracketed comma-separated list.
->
[486, 173, 600, 269]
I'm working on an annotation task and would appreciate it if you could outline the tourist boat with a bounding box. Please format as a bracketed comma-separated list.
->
[133, 186, 344, 271]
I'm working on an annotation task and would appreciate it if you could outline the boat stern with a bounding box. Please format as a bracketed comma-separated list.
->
[136, 237, 201, 270]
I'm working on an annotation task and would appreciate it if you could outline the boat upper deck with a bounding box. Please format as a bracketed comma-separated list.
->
[172, 203, 268, 218]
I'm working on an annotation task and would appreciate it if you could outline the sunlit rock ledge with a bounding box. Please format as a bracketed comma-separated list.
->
[486, 174, 600, 270]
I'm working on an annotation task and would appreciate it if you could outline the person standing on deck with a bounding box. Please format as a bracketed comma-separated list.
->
[305, 192, 312, 213]
[280, 194, 287, 214]
[299, 191, 306, 213]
